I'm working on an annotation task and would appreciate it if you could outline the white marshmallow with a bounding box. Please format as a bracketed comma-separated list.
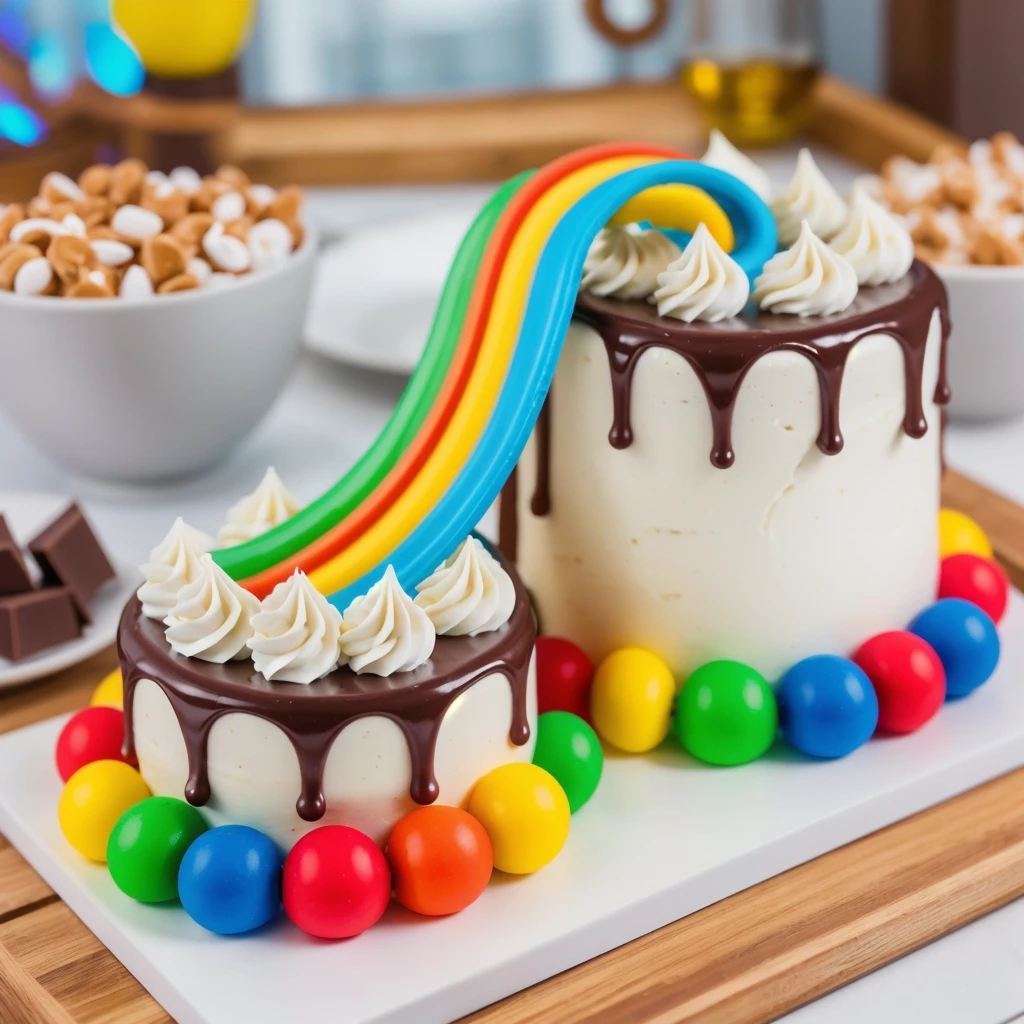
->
[120, 263, 154, 299]
[112, 204, 163, 241]
[13, 257, 53, 296]
[91, 238, 135, 267]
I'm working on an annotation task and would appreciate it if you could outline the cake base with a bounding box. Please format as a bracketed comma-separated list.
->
[3, 594, 1024, 1024]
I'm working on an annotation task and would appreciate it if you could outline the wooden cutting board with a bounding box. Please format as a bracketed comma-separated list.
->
[1, 469, 1022, 1024]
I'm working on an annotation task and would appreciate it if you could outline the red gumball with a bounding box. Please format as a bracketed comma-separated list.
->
[536, 636, 594, 721]
[853, 631, 946, 734]
[55, 706, 132, 782]
[283, 825, 391, 939]
[938, 554, 1009, 625]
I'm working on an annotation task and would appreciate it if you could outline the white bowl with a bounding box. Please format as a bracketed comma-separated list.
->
[936, 262, 1024, 422]
[0, 235, 316, 483]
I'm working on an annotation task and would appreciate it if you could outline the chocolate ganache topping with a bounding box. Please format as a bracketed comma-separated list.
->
[119, 549, 534, 823]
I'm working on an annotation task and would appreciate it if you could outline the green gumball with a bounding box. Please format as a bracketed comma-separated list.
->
[676, 660, 778, 765]
[531, 710, 604, 813]
[107, 796, 208, 903]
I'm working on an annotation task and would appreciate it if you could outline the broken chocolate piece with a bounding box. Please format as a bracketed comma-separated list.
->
[28, 503, 115, 622]
[0, 587, 81, 661]
[0, 516, 33, 596]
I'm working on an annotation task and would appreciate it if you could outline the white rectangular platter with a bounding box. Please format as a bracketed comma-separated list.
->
[2, 594, 1024, 1024]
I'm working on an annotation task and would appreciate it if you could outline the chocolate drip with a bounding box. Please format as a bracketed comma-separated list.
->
[530, 395, 553, 516]
[119, 557, 535, 822]
[499, 467, 519, 563]
[570, 260, 949, 474]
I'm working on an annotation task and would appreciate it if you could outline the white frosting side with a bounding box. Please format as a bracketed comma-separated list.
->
[414, 537, 516, 636]
[700, 129, 773, 202]
[248, 571, 343, 684]
[829, 187, 915, 286]
[340, 566, 436, 676]
[581, 224, 681, 300]
[653, 222, 750, 323]
[753, 220, 858, 317]
[137, 518, 214, 621]
[164, 554, 259, 663]
[217, 467, 301, 547]
[772, 149, 848, 245]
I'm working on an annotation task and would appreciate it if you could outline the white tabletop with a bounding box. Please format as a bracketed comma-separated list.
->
[1, 176, 1023, 1024]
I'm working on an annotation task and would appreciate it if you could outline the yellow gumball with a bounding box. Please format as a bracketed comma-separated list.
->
[468, 763, 570, 875]
[939, 509, 992, 560]
[58, 760, 150, 863]
[590, 648, 675, 753]
[90, 668, 123, 709]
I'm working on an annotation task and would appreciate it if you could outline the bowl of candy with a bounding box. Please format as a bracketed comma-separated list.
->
[0, 160, 316, 483]
[866, 133, 1024, 422]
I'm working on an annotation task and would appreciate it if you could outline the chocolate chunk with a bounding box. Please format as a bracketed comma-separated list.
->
[0, 587, 81, 661]
[0, 516, 33, 596]
[28, 503, 115, 622]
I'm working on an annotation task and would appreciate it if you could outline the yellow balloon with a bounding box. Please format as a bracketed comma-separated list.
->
[112, 0, 254, 79]
[468, 763, 570, 874]
[90, 668, 124, 709]
[591, 648, 676, 753]
[58, 760, 151, 863]
[939, 509, 992, 560]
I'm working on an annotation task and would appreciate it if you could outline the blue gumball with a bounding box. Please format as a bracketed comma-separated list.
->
[909, 598, 1000, 699]
[777, 654, 878, 759]
[178, 824, 282, 935]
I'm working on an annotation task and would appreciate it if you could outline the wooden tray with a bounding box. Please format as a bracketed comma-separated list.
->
[0, 469, 1022, 1024]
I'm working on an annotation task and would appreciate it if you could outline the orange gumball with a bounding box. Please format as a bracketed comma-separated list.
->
[386, 805, 493, 917]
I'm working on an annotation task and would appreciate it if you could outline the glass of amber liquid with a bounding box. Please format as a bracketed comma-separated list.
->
[679, 0, 820, 146]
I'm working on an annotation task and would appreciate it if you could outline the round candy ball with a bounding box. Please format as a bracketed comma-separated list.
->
[107, 796, 208, 903]
[909, 598, 1000, 699]
[938, 509, 992, 560]
[853, 631, 946, 733]
[55, 706, 131, 783]
[468, 762, 570, 875]
[676, 660, 777, 766]
[776, 655, 878, 759]
[283, 826, 390, 939]
[386, 806, 492, 917]
[590, 648, 675, 753]
[178, 825, 282, 935]
[536, 637, 595, 721]
[58, 760, 151, 863]
[531, 711, 603, 813]
[90, 668, 124, 709]
[938, 554, 1009, 625]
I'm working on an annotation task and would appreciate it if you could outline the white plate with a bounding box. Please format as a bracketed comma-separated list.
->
[0, 492, 137, 689]
[2, 594, 1024, 1024]
[304, 205, 477, 375]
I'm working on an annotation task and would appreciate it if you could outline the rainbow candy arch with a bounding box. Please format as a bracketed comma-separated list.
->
[213, 144, 778, 609]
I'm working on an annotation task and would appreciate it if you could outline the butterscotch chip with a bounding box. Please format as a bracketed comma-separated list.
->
[285, 218, 304, 250]
[171, 212, 215, 247]
[942, 165, 980, 210]
[222, 215, 254, 241]
[141, 182, 189, 227]
[140, 233, 187, 285]
[991, 132, 1023, 165]
[47, 234, 96, 286]
[73, 195, 113, 227]
[157, 271, 200, 294]
[910, 207, 951, 253]
[969, 225, 1024, 265]
[244, 184, 276, 216]
[0, 203, 25, 243]
[929, 142, 968, 166]
[65, 271, 115, 298]
[268, 185, 302, 223]
[108, 158, 147, 206]
[190, 177, 230, 213]
[40, 171, 84, 206]
[215, 165, 250, 189]
[0, 243, 43, 290]
[86, 224, 118, 241]
[78, 164, 112, 197]
[26, 196, 51, 218]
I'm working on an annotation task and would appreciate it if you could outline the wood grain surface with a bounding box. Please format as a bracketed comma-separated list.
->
[0, 470, 1022, 1024]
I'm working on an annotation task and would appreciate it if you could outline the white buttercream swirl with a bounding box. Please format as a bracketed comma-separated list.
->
[652, 222, 750, 323]
[701, 128, 773, 202]
[340, 565, 436, 676]
[164, 554, 260, 662]
[414, 537, 515, 636]
[753, 220, 858, 317]
[137, 518, 214, 621]
[217, 467, 301, 547]
[772, 149, 848, 245]
[247, 571, 343, 684]
[581, 224, 681, 299]
[829, 186, 915, 286]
